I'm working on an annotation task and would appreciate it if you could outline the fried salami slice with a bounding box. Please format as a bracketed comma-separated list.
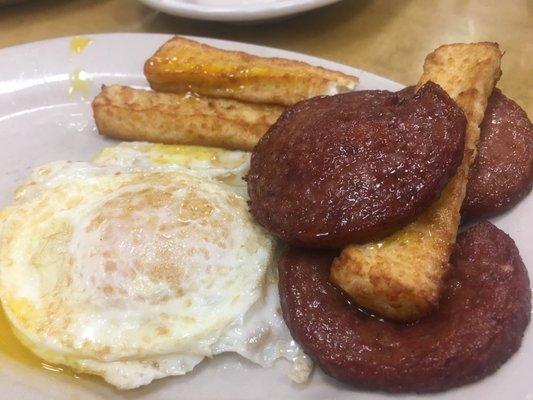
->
[248, 81, 466, 248]
[463, 88, 533, 219]
[278, 221, 530, 392]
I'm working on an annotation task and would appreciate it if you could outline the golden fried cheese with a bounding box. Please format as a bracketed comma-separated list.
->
[92, 85, 284, 151]
[144, 36, 358, 106]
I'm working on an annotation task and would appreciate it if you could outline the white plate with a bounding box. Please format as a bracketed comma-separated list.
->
[0, 33, 531, 400]
[138, 0, 342, 22]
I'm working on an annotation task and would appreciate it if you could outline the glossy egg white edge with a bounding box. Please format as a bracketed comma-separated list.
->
[0, 34, 530, 400]
[92, 142, 251, 196]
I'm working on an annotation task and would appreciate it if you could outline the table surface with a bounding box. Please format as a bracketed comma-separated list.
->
[1, 0, 531, 114]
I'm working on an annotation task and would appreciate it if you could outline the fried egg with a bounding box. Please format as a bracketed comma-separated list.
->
[93, 142, 250, 195]
[0, 143, 311, 389]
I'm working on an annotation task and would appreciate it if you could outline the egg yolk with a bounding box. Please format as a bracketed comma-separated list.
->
[0, 306, 76, 377]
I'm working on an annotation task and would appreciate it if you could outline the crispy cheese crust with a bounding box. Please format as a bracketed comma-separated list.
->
[144, 36, 359, 106]
[331, 43, 503, 322]
[92, 85, 283, 151]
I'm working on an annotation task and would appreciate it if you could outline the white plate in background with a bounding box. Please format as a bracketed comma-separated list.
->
[0, 33, 531, 400]
[138, 0, 342, 22]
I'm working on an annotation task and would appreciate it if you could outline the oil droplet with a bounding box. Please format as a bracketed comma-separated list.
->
[69, 69, 91, 98]
[69, 36, 92, 54]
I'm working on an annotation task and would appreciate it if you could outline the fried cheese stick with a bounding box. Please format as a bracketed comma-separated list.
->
[144, 36, 359, 106]
[92, 85, 284, 151]
[331, 43, 503, 322]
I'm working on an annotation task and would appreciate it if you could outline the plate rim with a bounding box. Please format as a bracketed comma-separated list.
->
[0, 32, 404, 92]
[137, 0, 342, 22]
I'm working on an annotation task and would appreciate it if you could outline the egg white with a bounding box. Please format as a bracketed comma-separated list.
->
[93, 142, 250, 196]
[0, 145, 311, 389]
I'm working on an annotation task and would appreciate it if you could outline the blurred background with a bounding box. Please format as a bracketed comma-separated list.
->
[1, 0, 531, 113]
